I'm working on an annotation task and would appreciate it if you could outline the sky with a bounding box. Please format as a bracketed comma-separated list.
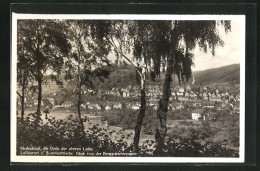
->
[192, 20, 241, 71]
[107, 20, 242, 72]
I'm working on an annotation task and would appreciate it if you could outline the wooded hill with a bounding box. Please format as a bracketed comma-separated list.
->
[192, 64, 240, 84]
[26, 63, 240, 95]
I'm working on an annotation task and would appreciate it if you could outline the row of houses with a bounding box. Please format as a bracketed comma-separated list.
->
[172, 91, 239, 102]
[101, 85, 239, 104]
[21, 95, 237, 113]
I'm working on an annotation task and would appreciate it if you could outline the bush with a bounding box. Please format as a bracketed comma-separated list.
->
[17, 113, 130, 155]
[17, 113, 239, 157]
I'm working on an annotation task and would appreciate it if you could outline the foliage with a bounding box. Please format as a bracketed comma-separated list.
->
[16, 19, 237, 157]
[17, 20, 71, 114]
[98, 64, 137, 90]
[17, 20, 71, 83]
[17, 113, 129, 154]
[142, 122, 238, 157]
[17, 113, 238, 157]
[101, 109, 137, 129]
[168, 108, 191, 120]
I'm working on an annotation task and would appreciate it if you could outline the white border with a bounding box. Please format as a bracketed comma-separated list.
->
[11, 13, 245, 163]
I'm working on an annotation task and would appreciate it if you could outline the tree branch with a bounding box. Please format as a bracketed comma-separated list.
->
[16, 91, 22, 98]
[105, 35, 142, 77]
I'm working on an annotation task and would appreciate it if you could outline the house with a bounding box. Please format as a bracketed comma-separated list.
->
[193, 99, 202, 107]
[124, 90, 130, 97]
[175, 103, 184, 110]
[131, 105, 139, 110]
[200, 86, 208, 92]
[178, 96, 189, 101]
[229, 103, 234, 110]
[192, 109, 204, 120]
[80, 104, 86, 109]
[210, 93, 222, 102]
[235, 95, 240, 102]
[229, 95, 236, 102]
[88, 104, 95, 110]
[153, 105, 158, 110]
[222, 96, 229, 103]
[93, 104, 101, 110]
[168, 103, 175, 110]
[233, 105, 240, 114]
[177, 91, 184, 96]
[116, 91, 121, 97]
[148, 102, 153, 106]
[113, 103, 122, 109]
[202, 92, 208, 100]
[202, 101, 215, 108]
[179, 87, 185, 93]
[185, 84, 191, 92]
[105, 105, 111, 110]
[184, 92, 190, 97]
[33, 99, 42, 106]
[126, 103, 132, 109]
[217, 107, 222, 111]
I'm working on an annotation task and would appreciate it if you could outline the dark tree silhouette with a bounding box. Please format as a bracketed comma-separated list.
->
[17, 20, 71, 117]
[64, 20, 111, 130]
[95, 20, 149, 151]
[17, 28, 32, 120]
[153, 20, 231, 154]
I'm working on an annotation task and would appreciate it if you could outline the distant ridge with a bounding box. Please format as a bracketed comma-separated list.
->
[17, 64, 240, 95]
[192, 64, 240, 84]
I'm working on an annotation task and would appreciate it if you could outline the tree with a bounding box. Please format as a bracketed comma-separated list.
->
[55, 88, 70, 105]
[65, 20, 110, 129]
[17, 30, 32, 120]
[126, 20, 173, 151]
[17, 20, 71, 117]
[154, 20, 231, 154]
[96, 20, 170, 151]
[95, 20, 150, 151]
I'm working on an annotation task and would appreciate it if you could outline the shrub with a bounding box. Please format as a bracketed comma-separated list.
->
[17, 113, 130, 155]
[17, 113, 239, 157]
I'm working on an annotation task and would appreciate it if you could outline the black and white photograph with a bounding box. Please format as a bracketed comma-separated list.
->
[11, 14, 245, 163]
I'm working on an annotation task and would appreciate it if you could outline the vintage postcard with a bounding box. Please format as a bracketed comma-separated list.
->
[11, 14, 245, 163]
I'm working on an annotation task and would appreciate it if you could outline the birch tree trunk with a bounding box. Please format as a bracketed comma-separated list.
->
[77, 51, 84, 129]
[36, 76, 42, 115]
[133, 57, 146, 152]
[21, 82, 25, 120]
[154, 21, 179, 155]
[154, 57, 174, 155]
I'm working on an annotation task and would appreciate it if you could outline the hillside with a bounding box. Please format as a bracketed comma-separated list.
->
[17, 63, 240, 95]
[193, 64, 240, 84]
